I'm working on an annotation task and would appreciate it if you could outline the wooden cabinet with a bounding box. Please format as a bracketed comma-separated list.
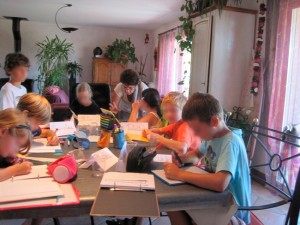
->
[92, 58, 126, 90]
[189, 8, 256, 111]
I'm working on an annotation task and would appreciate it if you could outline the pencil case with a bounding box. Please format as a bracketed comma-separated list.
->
[47, 155, 78, 183]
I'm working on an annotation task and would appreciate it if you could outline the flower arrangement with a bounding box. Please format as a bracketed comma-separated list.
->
[250, 3, 267, 96]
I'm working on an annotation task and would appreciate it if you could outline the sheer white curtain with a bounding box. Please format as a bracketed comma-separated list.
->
[157, 28, 190, 96]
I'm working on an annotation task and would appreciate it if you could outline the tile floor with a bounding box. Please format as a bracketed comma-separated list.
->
[2, 180, 296, 225]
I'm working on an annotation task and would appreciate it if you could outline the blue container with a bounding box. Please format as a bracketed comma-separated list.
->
[113, 131, 125, 149]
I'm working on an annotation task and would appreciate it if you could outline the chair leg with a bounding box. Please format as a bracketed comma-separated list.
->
[53, 218, 60, 225]
[90, 216, 95, 225]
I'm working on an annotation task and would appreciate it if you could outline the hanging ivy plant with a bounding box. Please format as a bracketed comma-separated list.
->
[105, 38, 138, 64]
[177, 0, 243, 53]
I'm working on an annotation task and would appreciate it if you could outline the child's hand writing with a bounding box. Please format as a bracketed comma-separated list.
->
[142, 129, 151, 138]
[14, 161, 33, 176]
[171, 151, 187, 167]
[47, 135, 60, 146]
[164, 162, 181, 180]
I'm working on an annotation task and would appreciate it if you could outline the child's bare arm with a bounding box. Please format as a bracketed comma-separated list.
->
[164, 163, 231, 192]
[0, 162, 33, 182]
[158, 136, 188, 154]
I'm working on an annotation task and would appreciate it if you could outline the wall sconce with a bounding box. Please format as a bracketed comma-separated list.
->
[145, 33, 149, 44]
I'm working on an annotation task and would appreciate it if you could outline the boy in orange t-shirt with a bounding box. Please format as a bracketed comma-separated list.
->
[143, 92, 200, 154]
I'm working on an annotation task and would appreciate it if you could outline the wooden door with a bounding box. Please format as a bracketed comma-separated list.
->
[189, 16, 212, 96]
[93, 58, 110, 83]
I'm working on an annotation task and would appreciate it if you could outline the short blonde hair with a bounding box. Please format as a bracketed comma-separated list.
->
[76, 82, 92, 98]
[161, 92, 187, 110]
[0, 109, 32, 154]
[17, 93, 51, 125]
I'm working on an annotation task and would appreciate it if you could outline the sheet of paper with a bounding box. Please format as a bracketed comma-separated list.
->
[153, 154, 172, 163]
[29, 138, 61, 153]
[79, 148, 118, 171]
[101, 172, 155, 190]
[0, 178, 63, 203]
[78, 114, 100, 126]
[152, 166, 208, 186]
[88, 135, 99, 143]
[120, 122, 148, 135]
[0, 183, 79, 211]
[23, 156, 57, 163]
[13, 165, 50, 181]
[49, 121, 76, 137]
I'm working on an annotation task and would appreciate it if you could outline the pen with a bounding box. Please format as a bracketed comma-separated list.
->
[172, 150, 184, 168]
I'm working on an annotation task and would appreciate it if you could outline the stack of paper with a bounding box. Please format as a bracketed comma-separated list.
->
[0, 165, 80, 211]
[29, 138, 62, 153]
[121, 122, 149, 142]
[0, 178, 63, 203]
[0, 183, 79, 211]
[101, 172, 155, 191]
[49, 121, 76, 137]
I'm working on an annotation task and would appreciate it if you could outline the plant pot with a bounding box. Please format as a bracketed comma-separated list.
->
[69, 74, 76, 90]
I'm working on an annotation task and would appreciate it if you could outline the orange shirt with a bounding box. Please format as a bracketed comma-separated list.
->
[160, 120, 201, 152]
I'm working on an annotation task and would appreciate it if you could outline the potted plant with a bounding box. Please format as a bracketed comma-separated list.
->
[35, 35, 73, 93]
[66, 61, 83, 88]
[105, 38, 138, 64]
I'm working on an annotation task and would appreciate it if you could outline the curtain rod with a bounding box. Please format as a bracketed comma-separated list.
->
[158, 25, 182, 36]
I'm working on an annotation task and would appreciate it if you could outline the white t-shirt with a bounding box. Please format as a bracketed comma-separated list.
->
[0, 82, 27, 110]
[114, 82, 148, 113]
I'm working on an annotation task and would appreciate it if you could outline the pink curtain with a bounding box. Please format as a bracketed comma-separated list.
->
[157, 30, 184, 96]
[267, 0, 300, 191]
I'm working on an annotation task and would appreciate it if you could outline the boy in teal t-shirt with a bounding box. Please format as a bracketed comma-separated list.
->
[200, 128, 251, 223]
[164, 93, 251, 225]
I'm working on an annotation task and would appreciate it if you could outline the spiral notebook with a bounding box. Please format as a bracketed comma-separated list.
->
[152, 166, 208, 186]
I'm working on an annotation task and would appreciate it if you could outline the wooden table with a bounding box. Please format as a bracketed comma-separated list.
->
[0, 144, 236, 220]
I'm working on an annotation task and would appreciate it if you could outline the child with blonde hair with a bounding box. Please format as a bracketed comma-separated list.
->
[17, 93, 59, 146]
[0, 53, 30, 110]
[0, 108, 33, 182]
[70, 82, 101, 115]
[143, 92, 200, 153]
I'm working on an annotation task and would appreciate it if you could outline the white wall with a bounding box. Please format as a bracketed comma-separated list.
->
[0, 19, 154, 91]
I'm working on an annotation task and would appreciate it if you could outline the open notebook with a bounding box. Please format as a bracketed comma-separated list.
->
[30, 138, 62, 153]
[13, 165, 50, 181]
[49, 121, 76, 137]
[152, 166, 208, 186]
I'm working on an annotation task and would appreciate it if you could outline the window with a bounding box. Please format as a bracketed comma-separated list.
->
[268, 3, 300, 191]
[157, 28, 191, 97]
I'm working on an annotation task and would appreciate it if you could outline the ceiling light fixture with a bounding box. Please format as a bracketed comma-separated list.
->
[55, 4, 78, 33]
